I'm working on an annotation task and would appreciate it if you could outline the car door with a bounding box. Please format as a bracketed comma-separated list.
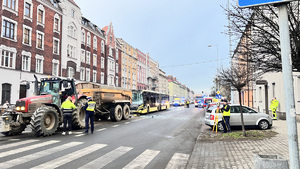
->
[241, 106, 258, 126]
[229, 106, 241, 126]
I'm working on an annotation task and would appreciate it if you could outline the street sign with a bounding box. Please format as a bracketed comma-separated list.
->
[216, 94, 222, 99]
[217, 91, 220, 95]
[238, 0, 294, 8]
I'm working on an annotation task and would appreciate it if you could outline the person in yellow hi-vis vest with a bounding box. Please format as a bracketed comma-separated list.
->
[270, 97, 279, 120]
[218, 100, 231, 133]
[83, 96, 96, 134]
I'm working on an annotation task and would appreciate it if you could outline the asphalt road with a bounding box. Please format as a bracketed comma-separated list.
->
[0, 105, 203, 169]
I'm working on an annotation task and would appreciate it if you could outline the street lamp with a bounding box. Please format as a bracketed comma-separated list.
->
[208, 44, 219, 92]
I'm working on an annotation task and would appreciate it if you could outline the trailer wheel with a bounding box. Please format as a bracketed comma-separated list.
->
[122, 104, 130, 120]
[1, 124, 26, 136]
[72, 98, 88, 129]
[30, 106, 59, 137]
[110, 105, 122, 122]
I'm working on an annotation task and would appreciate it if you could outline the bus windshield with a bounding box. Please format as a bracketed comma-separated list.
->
[132, 91, 143, 103]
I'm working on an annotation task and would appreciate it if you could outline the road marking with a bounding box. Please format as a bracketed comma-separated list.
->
[1, 142, 83, 169]
[74, 134, 85, 137]
[112, 125, 119, 128]
[79, 146, 133, 169]
[0, 140, 59, 158]
[125, 122, 130, 124]
[0, 139, 38, 150]
[165, 153, 190, 169]
[123, 149, 160, 169]
[97, 128, 107, 131]
[30, 144, 107, 169]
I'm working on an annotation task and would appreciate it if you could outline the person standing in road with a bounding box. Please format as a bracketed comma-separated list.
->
[84, 96, 96, 134]
[270, 97, 279, 120]
[61, 96, 76, 135]
[218, 100, 231, 133]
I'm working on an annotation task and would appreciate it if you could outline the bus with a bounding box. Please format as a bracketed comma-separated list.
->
[130, 90, 170, 114]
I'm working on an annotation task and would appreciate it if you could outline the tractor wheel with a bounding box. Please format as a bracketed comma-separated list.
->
[1, 124, 26, 136]
[122, 104, 130, 120]
[30, 106, 59, 137]
[110, 105, 122, 122]
[72, 98, 88, 129]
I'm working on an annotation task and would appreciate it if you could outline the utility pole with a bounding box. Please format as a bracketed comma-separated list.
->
[278, 3, 300, 168]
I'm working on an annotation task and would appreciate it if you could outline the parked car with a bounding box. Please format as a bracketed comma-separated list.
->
[205, 104, 273, 131]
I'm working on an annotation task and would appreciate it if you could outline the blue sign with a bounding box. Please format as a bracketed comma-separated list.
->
[216, 94, 222, 99]
[238, 0, 293, 8]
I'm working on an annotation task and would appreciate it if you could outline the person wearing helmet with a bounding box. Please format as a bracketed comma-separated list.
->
[83, 96, 96, 134]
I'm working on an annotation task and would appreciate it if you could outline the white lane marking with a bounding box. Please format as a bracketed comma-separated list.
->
[0, 140, 59, 158]
[165, 153, 190, 169]
[79, 146, 133, 169]
[112, 125, 119, 128]
[74, 134, 85, 137]
[124, 122, 130, 124]
[0, 140, 38, 150]
[30, 144, 107, 169]
[123, 149, 160, 169]
[1, 142, 83, 169]
[97, 128, 107, 131]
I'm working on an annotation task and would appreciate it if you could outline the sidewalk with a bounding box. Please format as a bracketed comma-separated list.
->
[186, 119, 300, 169]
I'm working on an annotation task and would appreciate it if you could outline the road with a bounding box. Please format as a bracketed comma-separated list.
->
[0, 105, 204, 169]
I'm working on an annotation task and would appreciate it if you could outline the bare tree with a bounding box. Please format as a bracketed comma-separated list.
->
[225, 1, 300, 73]
[217, 63, 255, 136]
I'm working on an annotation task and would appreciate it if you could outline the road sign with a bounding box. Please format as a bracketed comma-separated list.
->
[216, 91, 220, 95]
[238, 0, 294, 8]
[216, 94, 222, 99]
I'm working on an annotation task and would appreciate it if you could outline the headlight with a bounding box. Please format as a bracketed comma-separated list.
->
[21, 106, 25, 111]
[16, 107, 21, 111]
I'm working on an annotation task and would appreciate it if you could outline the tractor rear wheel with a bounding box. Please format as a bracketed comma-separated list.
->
[30, 106, 59, 137]
[72, 98, 88, 129]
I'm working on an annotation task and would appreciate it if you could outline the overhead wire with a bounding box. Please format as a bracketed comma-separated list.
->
[160, 58, 230, 68]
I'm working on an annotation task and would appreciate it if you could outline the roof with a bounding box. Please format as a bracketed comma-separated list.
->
[69, 0, 79, 8]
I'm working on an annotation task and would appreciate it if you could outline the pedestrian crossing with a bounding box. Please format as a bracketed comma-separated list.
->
[0, 139, 190, 169]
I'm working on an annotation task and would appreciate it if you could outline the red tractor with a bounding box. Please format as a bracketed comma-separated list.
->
[1, 77, 87, 137]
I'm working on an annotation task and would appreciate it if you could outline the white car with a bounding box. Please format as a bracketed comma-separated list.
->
[205, 104, 273, 131]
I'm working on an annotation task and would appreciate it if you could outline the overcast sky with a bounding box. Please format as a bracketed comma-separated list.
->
[74, 0, 232, 95]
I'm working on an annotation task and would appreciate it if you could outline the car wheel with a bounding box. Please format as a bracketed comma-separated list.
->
[217, 122, 224, 131]
[258, 120, 269, 130]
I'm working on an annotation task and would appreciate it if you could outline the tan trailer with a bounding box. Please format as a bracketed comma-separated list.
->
[76, 83, 132, 122]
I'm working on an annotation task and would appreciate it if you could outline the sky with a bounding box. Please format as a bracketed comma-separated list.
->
[74, 0, 232, 95]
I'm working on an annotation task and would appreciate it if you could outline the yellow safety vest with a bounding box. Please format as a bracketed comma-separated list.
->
[223, 105, 230, 116]
[86, 101, 96, 111]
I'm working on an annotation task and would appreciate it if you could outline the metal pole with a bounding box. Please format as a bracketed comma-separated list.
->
[278, 3, 299, 168]
[217, 44, 219, 92]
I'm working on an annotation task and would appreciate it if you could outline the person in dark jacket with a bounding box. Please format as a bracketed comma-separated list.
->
[61, 96, 76, 135]
[218, 100, 231, 133]
[83, 97, 96, 134]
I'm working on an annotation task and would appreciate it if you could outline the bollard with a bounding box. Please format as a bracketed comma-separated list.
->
[254, 154, 288, 169]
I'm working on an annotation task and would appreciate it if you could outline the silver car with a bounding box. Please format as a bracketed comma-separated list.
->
[205, 104, 273, 131]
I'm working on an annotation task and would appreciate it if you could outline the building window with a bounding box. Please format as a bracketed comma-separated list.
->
[68, 67, 74, 78]
[1, 49, 15, 68]
[80, 67, 85, 80]
[22, 54, 30, 71]
[101, 57, 104, 68]
[68, 25, 76, 38]
[23, 26, 32, 46]
[101, 72, 104, 84]
[54, 16, 60, 32]
[3, 0, 16, 10]
[86, 51, 90, 65]
[86, 68, 90, 82]
[71, 9, 75, 18]
[93, 36, 97, 50]
[81, 49, 85, 63]
[2, 83, 11, 104]
[37, 9, 43, 24]
[116, 76, 119, 87]
[109, 47, 112, 56]
[93, 54, 97, 67]
[24, 2, 31, 17]
[67, 44, 76, 59]
[2, 20, 15, 40]
[81, 30, 85, 44]
[101, 40, 104, 53]
[35, 55, 44, 74]
[52, 59, 59, 76]
[93, 70, 97, 83]
[87, 33, 91, 46]
[116, 49, 118, 60]
[116, 63, 118, 73]
[53, 38, 59, 54]
[36, 31, 44, 50]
